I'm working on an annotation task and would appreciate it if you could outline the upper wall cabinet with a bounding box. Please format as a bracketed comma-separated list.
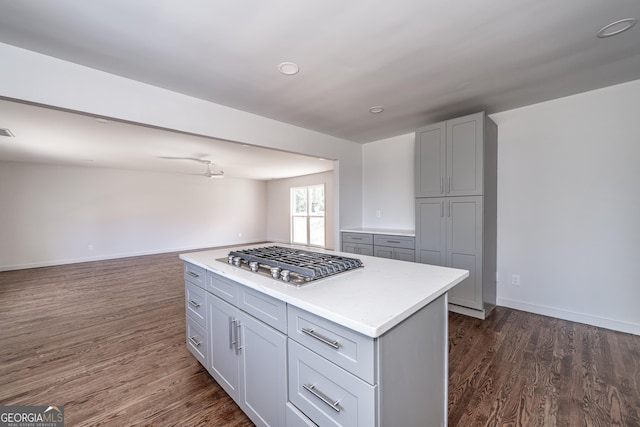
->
[415, 112, 486, 197]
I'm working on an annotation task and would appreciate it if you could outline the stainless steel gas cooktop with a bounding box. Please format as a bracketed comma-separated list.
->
[218, 245, 364, 286]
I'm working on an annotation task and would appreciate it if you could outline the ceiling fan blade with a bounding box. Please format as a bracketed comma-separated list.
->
[158, 156, 212, 164]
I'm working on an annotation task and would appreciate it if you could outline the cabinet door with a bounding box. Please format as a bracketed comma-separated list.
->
[447, 197, 483, 310]
[447, 113, 483, 196]
[415, 121, 446, 197]
[342, 242, 357, 254]
[207, 294, 240, 400]
[416, 198, 447, 266]
[373, 246, 394, 259]
[237, 311, 287, 427]
[393, 248, 415, 262]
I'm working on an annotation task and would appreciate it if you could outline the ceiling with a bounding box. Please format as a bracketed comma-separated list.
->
[0, 0, 639, 157]
[0, 99, 333, 180]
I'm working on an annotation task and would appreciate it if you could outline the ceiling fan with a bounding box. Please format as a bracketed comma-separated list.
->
[159, 156, 224, 178]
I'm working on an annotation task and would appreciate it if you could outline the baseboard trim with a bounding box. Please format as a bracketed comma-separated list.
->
[0, 240, 264, 272]
[497, 297, 640, 336]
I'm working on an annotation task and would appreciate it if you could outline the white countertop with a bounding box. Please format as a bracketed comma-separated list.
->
[180, 244, 467, 338]
[340, 227, 415, 237]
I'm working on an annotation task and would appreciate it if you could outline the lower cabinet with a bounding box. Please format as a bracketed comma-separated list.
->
[343, 232, 415, 262]
[206, 290, 287, 427]
[416, 196, 495, 318]
[185, 263, 449, 427]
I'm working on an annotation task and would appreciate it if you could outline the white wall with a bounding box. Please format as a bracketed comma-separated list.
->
[362, 79, 640, 334]
[266, 171, 335, 249]
[0, 42, 363, 247]
[493, 79, 640, 335]
[0, 161, 267, 270]
[362, 133, 415, 229]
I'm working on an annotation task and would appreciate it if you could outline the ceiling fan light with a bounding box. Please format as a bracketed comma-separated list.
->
[597, 18, 637, 38]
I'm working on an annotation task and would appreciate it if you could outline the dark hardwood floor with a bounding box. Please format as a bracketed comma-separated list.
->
[1, 251, 638, 426]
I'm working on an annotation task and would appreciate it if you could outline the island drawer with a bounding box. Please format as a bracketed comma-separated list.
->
[185, 280, 206, 328]
[184, 262, 206, 288]
[186, 316, 207, 367]
[288, 305, 375, 384]
[373, 234, 415, 249]
[238, 286, 287, 334]
[342, 232, 374, 245]
[207, 271, 239, 306]
[288, 340, 376, 427]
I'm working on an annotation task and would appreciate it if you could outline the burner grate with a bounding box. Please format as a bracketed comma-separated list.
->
[228, 246, 363, 280]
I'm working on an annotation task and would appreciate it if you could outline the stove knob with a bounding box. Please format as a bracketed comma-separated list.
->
[270, 267, 281, 279]
[227, 255, 234, 264]
[280, 270, 291, 282]
[233, 256, 242, 267]
[249, 261, 259, 272]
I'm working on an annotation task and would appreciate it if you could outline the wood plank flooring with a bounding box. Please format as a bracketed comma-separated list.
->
[1, 251, 639, 426]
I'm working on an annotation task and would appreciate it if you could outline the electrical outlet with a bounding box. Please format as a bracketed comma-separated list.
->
[238, 232, 242, 238]
[511, 274, 521, 286]
[376, 210, 381, 218]
[88, 244, 94, 251]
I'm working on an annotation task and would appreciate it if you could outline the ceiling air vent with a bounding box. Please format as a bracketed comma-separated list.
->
[0, 128, 15, 137]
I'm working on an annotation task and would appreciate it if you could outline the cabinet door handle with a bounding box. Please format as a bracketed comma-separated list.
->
[188, 336, 202, 347]
[303, 384, 341, 412]
[447, 200, 451, 217]
[230, 318, 237, 349]
[236, 322, 243, 351]
[440, 177, 444, 194]
[441, 201, 444, 218]
[301, 328, 340, 349]
[188, 299, 200, 308]
[187, 271, 199, 278]
[447, 176, 451, 193]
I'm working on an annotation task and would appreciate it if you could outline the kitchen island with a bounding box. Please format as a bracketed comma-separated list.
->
[181, 244, 468, 427]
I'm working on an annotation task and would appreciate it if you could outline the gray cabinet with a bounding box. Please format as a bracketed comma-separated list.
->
[373, 234, 415, 262]
[343, 232, 415, 261]
[416, 112, 484, 197]
[415, 111, 497, 319]
[287, 295, 449, 427]
[195, 271, 287, 427]
[417, 197, 484, 310]
[341, 232, 374, 256]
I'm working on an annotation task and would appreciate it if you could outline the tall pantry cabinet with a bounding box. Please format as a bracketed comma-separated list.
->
[415, 112, 497, 319]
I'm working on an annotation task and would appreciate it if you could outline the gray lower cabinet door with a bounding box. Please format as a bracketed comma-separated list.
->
[393, 248, 415, 262]
[416, 198, 447, 266]
[237, 310, 287, 427]
[207, 293, 240, 401]
[373, 246, 393, 259]
[343, 242, 374, 256]
[447, 196, 483, 310]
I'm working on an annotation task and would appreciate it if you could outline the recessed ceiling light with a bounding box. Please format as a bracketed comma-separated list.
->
[0, 128, 15, 137]
[278, 62, 300, 76]
[597, 18, 637, 38]
[368, 106, 384, 114]
[95, 118, 109, 123]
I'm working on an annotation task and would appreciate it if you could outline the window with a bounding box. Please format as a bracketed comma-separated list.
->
[291, 184, 325, 247]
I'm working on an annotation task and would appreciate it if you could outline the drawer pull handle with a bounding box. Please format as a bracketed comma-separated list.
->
[303, 384, 341, 413]
[386, 240, 401, 244]
[188, 336, 202, 347]
[188, 299, 200, 308]
[301, 328, 339, 349]
[352, 237, 362, 240]
[187, 271, 200, 278]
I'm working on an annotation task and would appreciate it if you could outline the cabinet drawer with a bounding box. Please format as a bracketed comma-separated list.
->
[207, 271, 239, 305]
[342, 242, 374, 257]
[288, 340, 376, 427]
[373, 234, 415, 249]
[184, 262, 206, 288]
[238, 286, 287, 334]
[286, 402, 317, 427]
[185, 281, 206, 328]
[288, 305, 375, 384]
[186, 316, 207, 367]
[342, 232, 373, 245]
